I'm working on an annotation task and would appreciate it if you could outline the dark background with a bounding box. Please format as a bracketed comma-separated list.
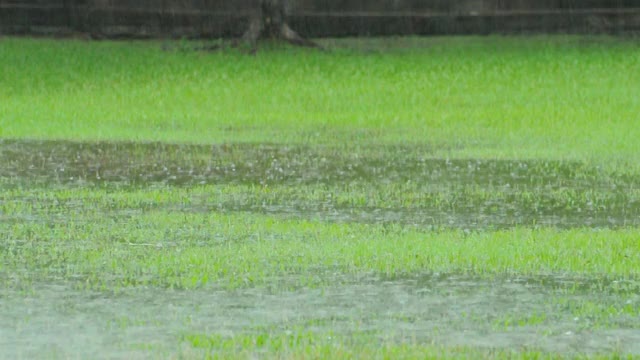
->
[1, 0, 639, 38]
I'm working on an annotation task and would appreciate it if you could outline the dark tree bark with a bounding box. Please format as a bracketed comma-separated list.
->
[240, 0, 318, 53]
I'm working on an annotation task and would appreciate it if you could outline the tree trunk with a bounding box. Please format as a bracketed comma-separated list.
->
[241, 0, 317, 53]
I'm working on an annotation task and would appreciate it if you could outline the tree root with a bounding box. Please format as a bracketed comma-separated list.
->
[162, 4, 319, 55]
[237, 14, 320, 54]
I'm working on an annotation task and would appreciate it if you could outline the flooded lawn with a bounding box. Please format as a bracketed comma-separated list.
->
[2, 139, 639, 230]
[2, 275, 639, 358]
[1, 140, 639, 357]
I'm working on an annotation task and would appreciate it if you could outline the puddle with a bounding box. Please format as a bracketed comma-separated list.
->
[1, 275, 638, 358]
[1, 139, 639, 230]
[1, 139, 635, 188]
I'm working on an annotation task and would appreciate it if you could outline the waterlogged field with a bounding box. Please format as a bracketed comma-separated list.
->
[1, 36, 640, 358]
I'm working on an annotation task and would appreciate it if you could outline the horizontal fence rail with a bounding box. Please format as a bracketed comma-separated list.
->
[1, 2, 640, 38]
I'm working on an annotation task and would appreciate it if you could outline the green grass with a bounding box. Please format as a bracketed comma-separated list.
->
[1, 36, 640, 167]
[178, 331, 636, 360]
[1, 186, 639, 290]
[179, 331, 610, 359]
[2, 184, 639, 355]
[1, 36, 640, 358]
[3, 204, 640, 290]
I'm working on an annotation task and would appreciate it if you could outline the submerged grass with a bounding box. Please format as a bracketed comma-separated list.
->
[2, 180, 640, 356]
[179, 332, 567, 359]
[2, 36, 640, 357]
[1, 36, 640, 168]
[179, 331, 633, 360]
[2, 149, 639, 356]
[2, 192, 639, 290]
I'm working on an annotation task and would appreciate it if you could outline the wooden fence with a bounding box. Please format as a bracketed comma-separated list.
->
[1, 0, 639, 38]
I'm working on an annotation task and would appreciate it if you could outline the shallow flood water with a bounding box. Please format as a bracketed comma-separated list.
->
[2, 139, 635, 188]
[1, 139, 639, 230]
[1, 140, 639, 357]
[2, 275, 639, 358]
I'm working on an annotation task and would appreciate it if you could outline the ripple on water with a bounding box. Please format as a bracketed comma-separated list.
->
[1, 139, 639, 230]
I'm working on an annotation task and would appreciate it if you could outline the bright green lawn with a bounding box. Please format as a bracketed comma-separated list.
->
[1, 36, 639, 166]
